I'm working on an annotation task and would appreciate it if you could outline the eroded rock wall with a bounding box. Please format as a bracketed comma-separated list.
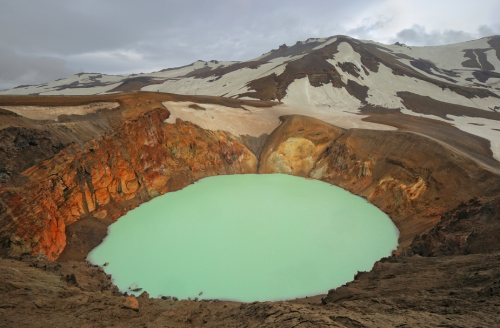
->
[259, 115, 500, 249]
[0, 107, 257, 260]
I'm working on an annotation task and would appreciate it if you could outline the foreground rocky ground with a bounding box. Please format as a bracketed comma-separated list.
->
[1, 251, 499, 327]
[1, 196, 499, 328]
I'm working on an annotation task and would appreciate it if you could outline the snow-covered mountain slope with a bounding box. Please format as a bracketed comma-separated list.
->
[2, 35, 500, 162]
[0, 60, 237, 96]
[4, 35, 498, 106]
[4, 35, 499, 103]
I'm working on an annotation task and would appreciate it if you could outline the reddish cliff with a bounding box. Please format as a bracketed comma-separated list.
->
[0, 106, 257, 260]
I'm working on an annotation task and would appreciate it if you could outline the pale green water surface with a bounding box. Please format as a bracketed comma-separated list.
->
[87, 174, 398, 302]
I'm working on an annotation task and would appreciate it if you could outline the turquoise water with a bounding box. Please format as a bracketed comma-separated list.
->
[87, 174, 398, 302]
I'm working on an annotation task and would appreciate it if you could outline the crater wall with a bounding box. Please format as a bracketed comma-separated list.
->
[259, 115, 500, 249]
[1, 94, 499, 260]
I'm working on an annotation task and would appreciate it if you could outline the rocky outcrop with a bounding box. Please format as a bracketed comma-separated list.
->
[259, 115, 500, 249]
[410, 196, 500, 256]
[259, 115, 344, 176]
[0, 106, 257, 260]
[0, 127, 67, 183]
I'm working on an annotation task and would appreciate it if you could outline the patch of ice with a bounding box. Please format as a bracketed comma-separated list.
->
[97, 91, 122, 95]
[282, 77, 361, 112]
[447, 116, 500, 162]
[323, 43, 499, 112]
[163, 101, 282, 137]
[280, 77, 395, 130]
[163, 97, 395, 139]
[364, 63, 499, 111]
[0, 73, 125, 95]
[398, 106, 500, 161]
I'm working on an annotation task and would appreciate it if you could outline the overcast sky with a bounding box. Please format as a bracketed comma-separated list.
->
[1, 0, 499, 90]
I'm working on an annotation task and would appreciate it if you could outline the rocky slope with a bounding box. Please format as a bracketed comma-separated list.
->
[411, 196, 500, 256]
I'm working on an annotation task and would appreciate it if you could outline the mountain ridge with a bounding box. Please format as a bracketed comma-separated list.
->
[2, 35, 500, 164]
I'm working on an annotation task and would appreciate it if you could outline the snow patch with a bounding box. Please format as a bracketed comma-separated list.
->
[280, 77, 394, 130]
[163, 96, 395, 138]
[312, 37, 337, 50]
[40, 82, 123, 96]
[282, 77, 361, 112]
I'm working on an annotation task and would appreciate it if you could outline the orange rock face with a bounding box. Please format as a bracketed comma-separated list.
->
[0, 107, 257, 260]
[259, 115, 500, 250]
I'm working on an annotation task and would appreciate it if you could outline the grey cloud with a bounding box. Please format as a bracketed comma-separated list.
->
[48, 0, 360, 74]
[2, 0, 499, 89]
[0, 45, 76, 90]
[391, 24, 500, 46]
[0, 0, 355, 56]
[478, 25, 498, 37]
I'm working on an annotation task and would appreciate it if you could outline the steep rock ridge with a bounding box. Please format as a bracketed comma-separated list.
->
[0, 97, 258, 260]
[259, 115, 500, 249]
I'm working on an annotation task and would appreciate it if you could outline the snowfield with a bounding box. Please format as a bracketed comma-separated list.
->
[163, 99, 395, 139]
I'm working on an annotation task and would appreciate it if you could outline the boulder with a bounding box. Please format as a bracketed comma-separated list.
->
[122, 296, 139, 311]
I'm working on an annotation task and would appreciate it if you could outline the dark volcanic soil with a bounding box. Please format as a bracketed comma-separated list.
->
[361, 108, 500, 172]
